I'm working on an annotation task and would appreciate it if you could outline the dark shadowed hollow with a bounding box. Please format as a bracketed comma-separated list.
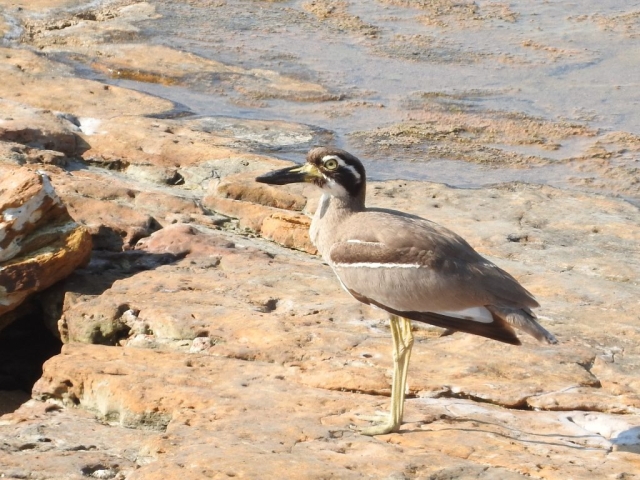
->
[0, 306, 62, 393]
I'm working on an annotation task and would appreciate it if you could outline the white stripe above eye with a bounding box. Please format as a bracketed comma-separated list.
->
[334, 262, 423, 269]
[322, 155, 362, 181]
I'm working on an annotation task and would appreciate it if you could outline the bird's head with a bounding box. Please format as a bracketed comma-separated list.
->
[255, 147, 366, 200]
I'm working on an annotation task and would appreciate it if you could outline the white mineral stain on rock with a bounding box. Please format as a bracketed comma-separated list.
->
[78, 117, 102, 135]
[570, 412, 640, 449]
[190, 336, 213, 353]
[2, 175, 58, 232]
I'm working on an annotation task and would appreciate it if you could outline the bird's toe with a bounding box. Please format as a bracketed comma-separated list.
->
[359, 420, 399, 436]
[353, 412, 400, 436]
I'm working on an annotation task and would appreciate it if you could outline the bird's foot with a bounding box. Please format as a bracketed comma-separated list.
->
[352, 412, 400, 436]
[359, 419, 399, 436]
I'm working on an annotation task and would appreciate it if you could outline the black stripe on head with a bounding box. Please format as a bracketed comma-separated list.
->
[309, 148, 366, 198]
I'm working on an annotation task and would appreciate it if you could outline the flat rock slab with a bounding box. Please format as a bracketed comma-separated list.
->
[16, 193, 640, 478]
[1, 124, 638, 478]
[23, 343, 640, 479]
[0, 119, 638, 479]
[53, 220, 619, 408]
[0, 397, 157, 480]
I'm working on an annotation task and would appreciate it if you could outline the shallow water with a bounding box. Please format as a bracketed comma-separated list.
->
[82, 1, 640, 196]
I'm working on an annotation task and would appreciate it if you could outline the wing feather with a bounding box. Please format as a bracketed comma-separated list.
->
[346, 287, 521, 345]
[328, 218, 538, 313]
[325, 210, 556, 344]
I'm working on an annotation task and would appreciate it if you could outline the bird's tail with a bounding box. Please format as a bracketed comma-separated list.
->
[486, 305, 558, 344]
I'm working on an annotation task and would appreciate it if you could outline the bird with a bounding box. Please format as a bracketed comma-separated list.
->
[255, 146, 557, 436]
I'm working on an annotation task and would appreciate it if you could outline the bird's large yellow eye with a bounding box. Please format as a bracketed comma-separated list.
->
[323, 158, 339, 170]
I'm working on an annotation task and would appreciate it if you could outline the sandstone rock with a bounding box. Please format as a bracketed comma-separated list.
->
[68, 113, 324, 177]
[261, 211, 316, 254]
[216, 175, 307, 211]
[199, 171, 640, 407]
[33, 28, 337, 102]
[0, 46, 173, 120]
[527, 387, 640, 414]
[0, 397, 156, 480]
[135, 223, 234, 258]
[1, 0, 85, 11]
[591, 356, 640, 396]
[43, 166, 207, 250]
[0, 167, 91, 324]
[201, 195, 277, 232]
[24, 343, 640, 479]
[201, 193, 315, 253]
[76, 115, 239, 171]
[66, 195, 158, 251]
[0, 168, 67, 260]
[0, 39, 328, 203]
[201, 172, 317, 252]
[1, 106, 638, 477]
[0, 99, 79, 156]
[88, 43, 336, 102]
[52, 201, 636, 411]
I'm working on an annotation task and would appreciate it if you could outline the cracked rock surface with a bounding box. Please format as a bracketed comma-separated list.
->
[0, 0, 639, 479]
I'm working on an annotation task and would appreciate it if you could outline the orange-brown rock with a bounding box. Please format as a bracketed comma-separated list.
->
[202, 172, 317, 252]
[0, 47, 173, 120]
[0, 395, 156, 479]
[261, 211, 316, 254]
[0, 167, 92, 325]
[135, 223, 233, 258]
[2, 162, 640, 479]
[216, 175, 308, 211]
[0, 100, 79, 157]
[40, 166, 208, 250]
[201, 194, 272, 231]
[27, 343, 640, 479]
[1, 116, 638, 478]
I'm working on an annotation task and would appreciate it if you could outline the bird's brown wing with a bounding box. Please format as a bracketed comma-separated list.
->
[329, 211, 539, 312]
[327, 211, 552, 345]
[346, 287, 522, 345]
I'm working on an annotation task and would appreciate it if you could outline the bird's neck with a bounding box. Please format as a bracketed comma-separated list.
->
[318, 184, 366, 217]
[310, 189, 365, 258]
[330, 182, 366, 212]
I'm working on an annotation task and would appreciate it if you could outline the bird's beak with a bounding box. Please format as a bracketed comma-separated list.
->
[255, 163, 321, 185]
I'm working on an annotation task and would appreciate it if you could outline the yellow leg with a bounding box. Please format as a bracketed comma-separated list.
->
[361, 315, 414, 436]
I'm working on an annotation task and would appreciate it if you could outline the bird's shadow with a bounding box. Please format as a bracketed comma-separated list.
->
[611, 426, 640, 454]
[395, 415, 636, 453]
